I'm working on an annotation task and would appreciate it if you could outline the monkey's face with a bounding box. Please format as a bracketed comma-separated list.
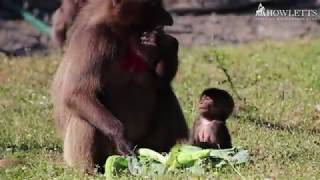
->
[198, 95, 215, 118]
[198, 95, 229, 120]
[141, 0, 173, 30]
[198, 88, 235, 120]
[114, 0, 173, 32]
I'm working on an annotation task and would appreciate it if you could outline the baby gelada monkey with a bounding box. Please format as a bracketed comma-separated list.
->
[190, 88, 234, 149]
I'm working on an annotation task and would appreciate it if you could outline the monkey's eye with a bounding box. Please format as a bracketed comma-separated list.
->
[200, 96, 214, 105]
[201, 95, 210, 101]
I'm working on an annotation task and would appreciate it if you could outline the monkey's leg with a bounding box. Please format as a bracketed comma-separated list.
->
[64, 116, 112, 173]
[140, 88, 189, 152]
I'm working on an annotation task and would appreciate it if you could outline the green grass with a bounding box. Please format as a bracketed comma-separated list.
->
[1, 39, 320, 179]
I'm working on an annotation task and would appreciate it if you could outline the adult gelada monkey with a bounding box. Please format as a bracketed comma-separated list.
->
[51, 0, 188, 172]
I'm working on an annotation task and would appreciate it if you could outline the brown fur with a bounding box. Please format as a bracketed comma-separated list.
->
[140, 28, 179, 86]
[190, 88, 234, 149]
[156, 32, 179, 85]
[51, 0, 87, 48]
[51, 0, 188, 173]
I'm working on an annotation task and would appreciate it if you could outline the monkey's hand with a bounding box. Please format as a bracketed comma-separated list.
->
[51, 8, 68, 48]
[141, 30, 161, 66]
[141, 30, 158, 47]
[114, 135, 133, 155]
[158, 34, 179, 56]
[197, 126, 215, 144]
[111, 124, 133, 155]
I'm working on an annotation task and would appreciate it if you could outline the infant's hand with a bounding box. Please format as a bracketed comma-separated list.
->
[198, 125, 215, 143]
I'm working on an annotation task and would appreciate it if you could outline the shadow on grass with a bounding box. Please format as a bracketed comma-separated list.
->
[235, 104, 320, 135]
[0, 143, 62, 153]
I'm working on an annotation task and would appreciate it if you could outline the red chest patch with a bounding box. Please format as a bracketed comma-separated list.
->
[120, 50, 148, 73]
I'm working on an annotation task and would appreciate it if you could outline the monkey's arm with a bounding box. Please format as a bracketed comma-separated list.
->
[156, 34, 179, 84]
[52, 9, 67, 47]
[63, 27, 132, 155]
[66, 87, 124, 140]
[189, 119, 200, 144]
[65, 87, 131, 155]
[216, 125, 232, 149]
[52, 0, 78, 47]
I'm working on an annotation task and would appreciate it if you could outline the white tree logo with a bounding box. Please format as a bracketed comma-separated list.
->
[256, 3, 266, 16]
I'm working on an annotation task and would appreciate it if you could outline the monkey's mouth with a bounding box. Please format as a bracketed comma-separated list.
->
[138, 25, 164, 35]
[198, 106, 208, 111]
[199, 103, 210, 109]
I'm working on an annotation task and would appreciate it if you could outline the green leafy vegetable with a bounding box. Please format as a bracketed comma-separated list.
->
[177, 149, 210, 167]
[105, 155, 128, 179]
[138, 148, 167, 164]
[105, 145, 249, 178]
